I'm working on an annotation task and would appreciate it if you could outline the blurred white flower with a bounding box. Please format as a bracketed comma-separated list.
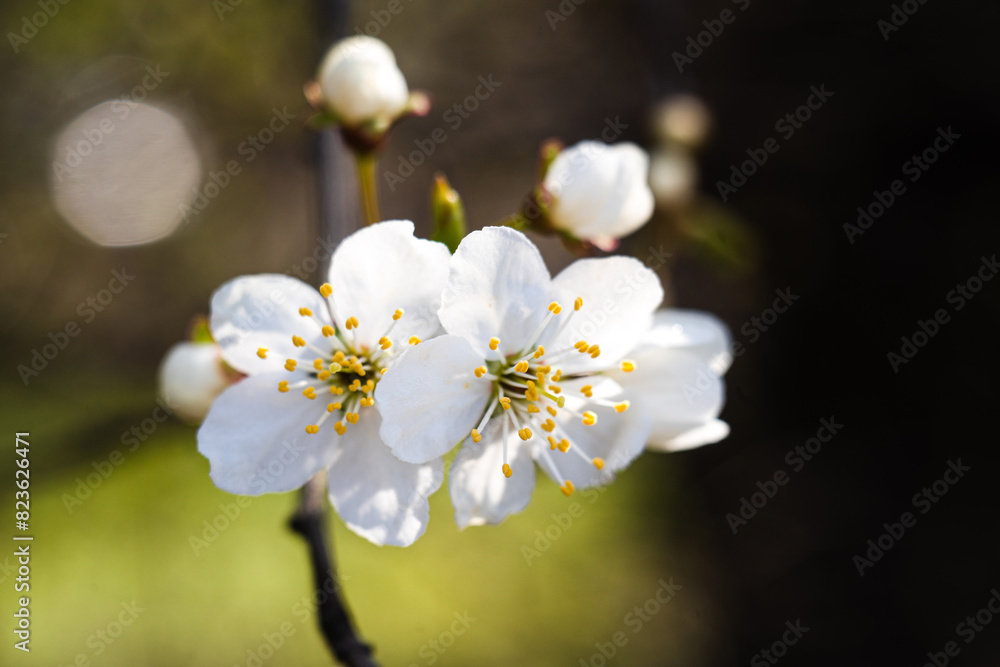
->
[197, 221, 451, 547]
[651, 95, 711, 148]
[649, 146, 698, 208]
[317, 36, 409, 128]
[158, 341, 236, 423]
[543, 141, 655, 250]
[610, 309, 731, 452]
[376, 227, 664, 527]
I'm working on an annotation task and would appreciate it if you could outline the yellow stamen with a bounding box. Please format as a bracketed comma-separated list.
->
[292, 335, 306, 347]
[548, 302, 562, 314]
[549, 385, 562, 394]
[541, 419, 555, 432]
[527, 405, 540, 414]
[346, 412, 359, 424]
[334, 422, 346, 435]
[349, 379, 361, 391]
[620, 360, 636, 373]
[313, 358, 324, 371]
[499, 397, 511, 410]
[257, 347, 268, 359]
[305, 425, 319, 434]
[320, 283, 333, 298]
[515, 360, 529, 373]
[502, 463, 512, 478]
[360, 396, 374, 407]
[574, 297, 583, 311]
[471, 429, 482, 443]
[558, 439, 570, 453]
[474, 366, 487, 378]
[332, 351, 346, 363]
[582, 411, 597, 426]
[329, 386, 344, 395]
[548, 436, 558, 450]
[379, 336, 392, 350]
[277, 381, 289, 393]
[303, 387, 317, 400]
[489, 337, 500, 350]
[593, 458, 605, 470]
[285, 359, 298, 372]
[322, 325, 335, 337]
[589, 346, 601, 359]
[327, 402, 341, 412]
[317, 371, 331, 380]
[299, 307, 313, 317]
[551, 369, 562, 382]
[393, 309, 403, 320]
[560, 480, 575, 496]
[581, 384, 593, 397]
[518, 427, 532, 441]
[614, 401, 630, 413]
[345, 316, 359, 330]
[547, 406, 558, 416]
[409, 336, 422, 345]
[574, 340, 588, 351]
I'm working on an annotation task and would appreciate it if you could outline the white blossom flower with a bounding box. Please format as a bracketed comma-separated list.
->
[610, 309, 732, 452]
[158, 341, 237, 423]
[317, 36, 410, 128]
[542, 141, 655, 249]
[197, 221, 451, 546]
[376, 226, 665, 527]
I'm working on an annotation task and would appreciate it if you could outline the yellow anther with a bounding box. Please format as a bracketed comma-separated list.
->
[551, 369, 562, 382]
[489, 337, 500, 351]
[278, 381, 289, 393]
[558, 439, 570, 453]
[345, 316, 359, 330]
[474, 366, 487, 378]
[364, 380, 375, 392]
[471, 429, 482, 443]
[321, 325, 335, 337]
[303, 387, 317, 400]
[349, 379, 361, 391]
[379, 336, 392, 350]
[409, 336, 422, 345]
[393, 309, 403, 321]
[620, 360, 636, 373]
[582, 411, 597, 426]
[560, 480, 575, 496]
[518, 427, 532, 441]
[313, 358, 324, 371]
[536, 371, 546, 384]
[537, 364, 551, 374]
[548, 436, 558, 450]
[549, 385, 562, 394]
[527, 405, 540, 414]
[499, 397, 512, 410]
[360, 396, 374, 407]
[327, 402, 341, 412]
[526, 389, 539, 402]
[526, 380, 536, 390]
[593, 457, 605, 470]
[320, 283, 333, 298]
[502, 463, 512, 478]
[548, 302, 562, 314]
[346, 412, 359, 424]
[334, 422, 346, 435]
[305, 425, 319, 435]
[355, 366, 366, 376]
[541, 419, 555, 432]
[328, 362, 342, 374]
[574, 340, 588, 351]
[257, 347, 268, 359]
[581, 385, 593, 398]
[332, 351, 346, 363]
[574, 297, 583, 311]
[589, 346, 601, 359]
[285, 359, 298, 372]
[547, 406, 557, 416]
[329, 385, 344, 395]
[614, 401, 630, 413]
[515, 360, 529, 373]
[292, 335, 306, 348]
[299, 307, 313, 317]
[317, 371, 331, 380]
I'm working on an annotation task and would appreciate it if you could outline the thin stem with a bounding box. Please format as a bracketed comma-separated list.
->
[356, 153, 381, 225]
[289, 474, 378, 667]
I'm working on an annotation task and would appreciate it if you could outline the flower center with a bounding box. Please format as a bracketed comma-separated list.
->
[468, 298, 635, 495]
[256, 282, 417, 437]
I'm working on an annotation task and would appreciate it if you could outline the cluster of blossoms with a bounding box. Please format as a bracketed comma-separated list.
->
[196, 222, 730, 545]
[175, 35, 731, 549]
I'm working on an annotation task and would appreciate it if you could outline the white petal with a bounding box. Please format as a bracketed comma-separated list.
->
[449, 430, 535, 528]
[158, 342, 233, 422]
[615, 347, 724, 427]
[438, 226, 553, 358]
[197, 373, 337, 495]
[326, 409, 443, 547]
[641, 309, 733, 374]
[210, 274, 330, 375]
[537, 390, 650, 490]
[646, 419, 730, 452]
[548, 256, 663, 373]
[327, 220, 451, 348]
[375, 335, 492, 464]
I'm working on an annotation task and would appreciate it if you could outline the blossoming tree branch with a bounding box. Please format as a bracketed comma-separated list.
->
[158, 35, 731, 666]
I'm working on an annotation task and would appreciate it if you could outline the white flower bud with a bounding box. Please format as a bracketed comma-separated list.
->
[543, 141, 655, 243]
[158, 342, 235, 423]
[317, 36, 409, 127]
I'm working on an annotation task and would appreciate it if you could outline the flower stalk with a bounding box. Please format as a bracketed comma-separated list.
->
[356, 153, 381, 226]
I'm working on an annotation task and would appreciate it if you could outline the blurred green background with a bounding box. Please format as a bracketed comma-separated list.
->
[0, 0, 747, 665]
